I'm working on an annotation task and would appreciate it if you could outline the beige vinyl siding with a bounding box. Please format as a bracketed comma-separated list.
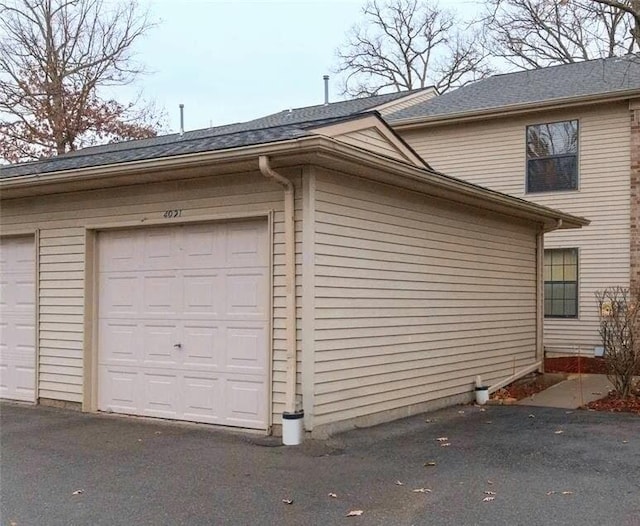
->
[334, 128, 411, 163]
[312, 169, 538, 426]
[0, 171, 303, 423]
[376, 89, 437, 116]
[38, 227, 85, 401]
[400, 103, 630, 354]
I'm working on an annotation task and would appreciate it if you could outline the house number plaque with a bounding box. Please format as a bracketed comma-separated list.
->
[163, 209, 183, 218]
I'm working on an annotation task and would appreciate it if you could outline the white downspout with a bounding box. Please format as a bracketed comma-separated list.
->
[258, 156, 303, 445]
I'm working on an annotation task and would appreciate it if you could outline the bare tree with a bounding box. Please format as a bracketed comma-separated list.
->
[0, 0, 164, 163]
[596, 287, 640, 398]
[334, 0, 491, 97]
[483, 0, 639, 70]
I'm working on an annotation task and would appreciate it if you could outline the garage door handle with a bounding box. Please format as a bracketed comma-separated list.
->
[174, 343, 182, 350]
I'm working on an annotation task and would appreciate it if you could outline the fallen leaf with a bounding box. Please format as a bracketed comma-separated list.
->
[137, 439, 143, 442]
[528, 414, 535, 419]
[424, 461, 437, 467]
[484, 491, 496, 496]
[346, 510, 364, 517]
[395, 480, 404, 486]
[425, 419, 435, 423]
[328, 492, 337, 498]
[440, 443, 451, 447]
[623, 440, 629, 444]
[458, 410, 465, 414]
[436, 437, 448, 442]
[412, 488, 432, 493]
[482, 496, 495, 502]
[561, 491, 574, 495]
[479, 408, 486, 412]
[282, 499, 294, 505]
[155, 431, 162, 435]
[485, 420, 493, 424]
[565, 411, 573, 414]
[546, 491, 556, 496]
[554, 430, 564, 434]
[72, 490, 84, 496]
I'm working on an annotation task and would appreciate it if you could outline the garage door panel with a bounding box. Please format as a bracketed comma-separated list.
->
[226, 270, 269, 317]
[226, 378, 266, 427]
[99, 274, 140, 316]
[183, 375, 223, 423]
[143, 323, 179, 367]
[98, 367, 138, 413]
[143, 372, 179, 418]
[98, 221, 268, 429]
[99, 230, 140, 272]
[183, 272, 222, 315]
[0, 277, 35, 314]
[225, 222, 268, 268]
[99, 320, 140, 365]
[182, 324, 221, 368]
[227, 326, 267, 372]
[182, 226, 221, 269]
[0, 237, 36, 402]
[143, 273, 181, 315]
[0, 236, 34, 268]
[142, 228, 178, 270]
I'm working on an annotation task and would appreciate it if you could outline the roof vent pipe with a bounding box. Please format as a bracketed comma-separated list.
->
[179, 104, 185, 137]
[323, 75, 329, 105]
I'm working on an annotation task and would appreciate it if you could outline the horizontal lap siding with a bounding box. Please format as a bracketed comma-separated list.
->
[313, 171, 537, 425]
[1, 172, 301, 422]
[400, 103, 630, 354]
[335, 129, 409, 163]
[38, 228, 85, 401]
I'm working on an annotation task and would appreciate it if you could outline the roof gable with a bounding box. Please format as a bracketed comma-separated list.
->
[311, 114, 427, 168]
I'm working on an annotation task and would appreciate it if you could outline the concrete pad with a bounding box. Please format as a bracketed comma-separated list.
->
[517, 373, 613, 409]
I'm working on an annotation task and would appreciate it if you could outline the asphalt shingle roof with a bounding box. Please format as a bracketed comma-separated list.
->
[0, 90, 424, 178]
[387, 54, 640, 122]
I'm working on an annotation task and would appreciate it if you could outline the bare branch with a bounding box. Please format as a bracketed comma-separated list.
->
[482, 0, 639, 70]
[334, 0, 492, 96]
[0, 0, 165, 162]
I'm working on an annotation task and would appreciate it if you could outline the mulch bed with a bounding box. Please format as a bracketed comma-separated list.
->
[544, 356, 608, 374]
[490, 373, 566, 403]
[585, 389, 640, 415]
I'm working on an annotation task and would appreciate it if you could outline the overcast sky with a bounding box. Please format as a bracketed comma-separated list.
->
[130, 0, 478, 133]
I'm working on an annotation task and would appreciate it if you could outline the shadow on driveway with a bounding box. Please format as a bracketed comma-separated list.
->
[1, 402, 638, 525]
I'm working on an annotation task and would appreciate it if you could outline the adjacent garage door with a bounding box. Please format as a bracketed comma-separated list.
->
[97, 220, 269, 429]
[0, 236, 36, 402]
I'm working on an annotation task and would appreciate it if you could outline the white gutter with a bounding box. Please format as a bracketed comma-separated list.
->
[258, 156, 303, 444]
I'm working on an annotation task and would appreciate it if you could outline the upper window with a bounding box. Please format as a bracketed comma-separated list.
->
[544, 248, 578, 318]
[526, 120, 578, 193]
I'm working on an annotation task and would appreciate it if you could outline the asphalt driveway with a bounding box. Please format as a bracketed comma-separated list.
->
[1, 402, 638, 526]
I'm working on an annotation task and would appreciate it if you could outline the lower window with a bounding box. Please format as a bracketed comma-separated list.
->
[544, 248, 578, 318]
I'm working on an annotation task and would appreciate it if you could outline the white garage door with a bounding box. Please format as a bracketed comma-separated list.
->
[0, 236, 36, 402]
[98, 220, 269, 429]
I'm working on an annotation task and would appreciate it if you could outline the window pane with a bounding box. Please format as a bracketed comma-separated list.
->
[564, 264, 577, 281]
[551, 299, 565, 316]
[527, 121, 578, 157]
[551, 284, 565, 300]
[564, 299, 577, 317]
[544, 248, 578, 318]
[527, 156, 577, 192]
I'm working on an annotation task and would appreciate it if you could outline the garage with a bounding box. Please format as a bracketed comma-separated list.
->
[97, 220, 270, 429]
[0, 236, 36, 402]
